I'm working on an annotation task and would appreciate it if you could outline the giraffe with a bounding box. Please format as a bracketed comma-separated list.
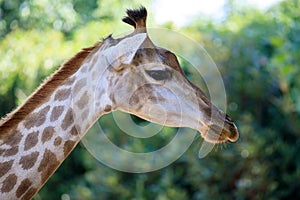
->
[0, 7, 239, 199]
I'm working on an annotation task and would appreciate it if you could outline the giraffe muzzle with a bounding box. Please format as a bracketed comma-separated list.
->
[201, 114, 239, 143]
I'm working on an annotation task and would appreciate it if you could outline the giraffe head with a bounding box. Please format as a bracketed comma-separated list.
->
[95, 7, 239, 143]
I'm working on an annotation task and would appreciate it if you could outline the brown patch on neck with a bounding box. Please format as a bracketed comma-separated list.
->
[16, 178, 32, 198]
[1, 174, 17, 193]
[0, 42, 102, 138]
[37, 149, 60, 184]
[42, 126, 55, 143]
[19, 151, 39, 170]
[21, 187, 38, 200]
[61, 108, 74, 131]
[24, 131, 39, 151]
[63, 140, 77, 157]
[0, 160, 14, 178]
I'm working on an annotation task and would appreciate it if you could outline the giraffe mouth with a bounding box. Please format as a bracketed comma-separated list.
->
[200, 116, 239, 144]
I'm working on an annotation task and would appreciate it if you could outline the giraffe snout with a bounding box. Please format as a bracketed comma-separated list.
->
[199, 115, 239, 144]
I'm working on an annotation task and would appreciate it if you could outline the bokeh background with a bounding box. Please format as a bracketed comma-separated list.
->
[0, 0, 299, 199]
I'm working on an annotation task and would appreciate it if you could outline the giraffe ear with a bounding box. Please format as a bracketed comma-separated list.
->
[104, 33, 147, 70]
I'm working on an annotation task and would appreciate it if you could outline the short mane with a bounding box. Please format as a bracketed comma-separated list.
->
[0, 42, 102, 137]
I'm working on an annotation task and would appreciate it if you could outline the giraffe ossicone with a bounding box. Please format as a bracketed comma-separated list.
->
[0, 6, 239, 199]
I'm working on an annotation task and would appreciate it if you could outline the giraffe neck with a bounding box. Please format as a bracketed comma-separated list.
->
[0, 47, 112, 199]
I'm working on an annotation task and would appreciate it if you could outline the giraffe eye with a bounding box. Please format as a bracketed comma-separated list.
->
[145, 70, 171, 81]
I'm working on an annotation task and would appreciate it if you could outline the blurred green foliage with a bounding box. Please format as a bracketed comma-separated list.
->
[0, 0, 299, 199]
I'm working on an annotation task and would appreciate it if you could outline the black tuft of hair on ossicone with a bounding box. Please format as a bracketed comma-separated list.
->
[126, 6, 147, 21]
[122, 6, 147, 28]
[122, 17, 136, 28]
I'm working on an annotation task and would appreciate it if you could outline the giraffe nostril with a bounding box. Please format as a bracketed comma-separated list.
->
[225, 114, 234, 124]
